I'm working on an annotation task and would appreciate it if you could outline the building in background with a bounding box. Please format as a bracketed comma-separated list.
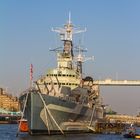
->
[0, 88, 19, 112]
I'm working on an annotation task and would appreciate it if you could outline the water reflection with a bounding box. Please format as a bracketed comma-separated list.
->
[17, 133, 123, 140]
[0, 124, 132, 140]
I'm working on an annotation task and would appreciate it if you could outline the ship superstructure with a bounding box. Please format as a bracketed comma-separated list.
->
[36, 13, 88, 96]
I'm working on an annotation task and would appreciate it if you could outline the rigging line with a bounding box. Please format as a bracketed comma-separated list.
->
[49, 76, 57, 95]
[43, 81, 49, 94]
[54, 75, 61, 90]
[89, 105, 96, 127]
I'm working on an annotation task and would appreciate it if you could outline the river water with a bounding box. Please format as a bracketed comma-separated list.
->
[0, 124, 134, 140]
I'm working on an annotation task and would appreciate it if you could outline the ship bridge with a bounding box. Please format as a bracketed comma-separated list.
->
[93, 79, 140, 86]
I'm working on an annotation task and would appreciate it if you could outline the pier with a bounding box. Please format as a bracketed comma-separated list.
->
[0, 108, 21, 124]
[106, 114, 140, 125]
[95, 122, 125, 134]
[95, 114, 140, 134]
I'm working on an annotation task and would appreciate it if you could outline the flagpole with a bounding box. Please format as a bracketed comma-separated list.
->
[30, 64, 33, 88]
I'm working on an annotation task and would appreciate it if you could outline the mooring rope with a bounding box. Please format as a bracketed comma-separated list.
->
[89, 105, 96, 126]
[43, 106, 50, 134]
[16, 90, 29, 137]
[37, 91, 64, 135]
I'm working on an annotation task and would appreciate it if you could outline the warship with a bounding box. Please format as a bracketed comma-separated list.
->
[19, 14, 104, 135]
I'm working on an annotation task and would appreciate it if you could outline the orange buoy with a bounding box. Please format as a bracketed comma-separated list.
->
[19, 119, 29, 132]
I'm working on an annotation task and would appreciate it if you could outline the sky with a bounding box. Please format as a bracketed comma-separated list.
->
[0, 0, 140, 115]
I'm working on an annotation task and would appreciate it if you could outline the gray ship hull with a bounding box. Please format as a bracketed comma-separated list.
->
[19, 16, 104, 135]
[20, 90, 103, 135]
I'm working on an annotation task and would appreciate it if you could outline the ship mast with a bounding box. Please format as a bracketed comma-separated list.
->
[75, 45, 94, 78]
[52, 13, 86, 67]
[51, 14, 94, 79]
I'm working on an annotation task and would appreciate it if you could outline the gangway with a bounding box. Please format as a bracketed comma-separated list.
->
[93, 79, 140, 86]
